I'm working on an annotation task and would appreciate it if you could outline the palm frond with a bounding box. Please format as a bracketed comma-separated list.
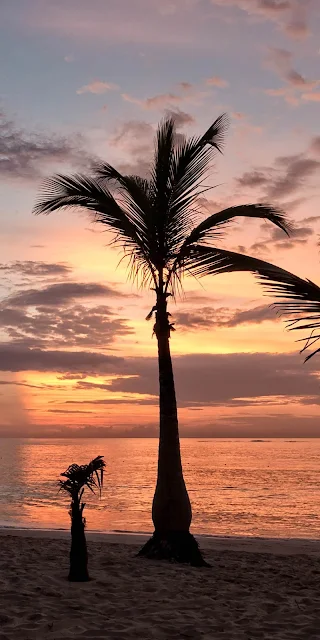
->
[164, 114, 229, 257]
[93, 165, 162, 273]
[93, 164, 154, 223]
[256, 271, 320, 361]
[145, 118, 176, 268]
[33, 174, 156, 287]
[186, 203, 290, 244]
[178, 244, 320, 360]
[168, 204, 290, 289]
[199, 113, 230, 151]
[59, 455, 106, 498]
[179, 244, 294, 280]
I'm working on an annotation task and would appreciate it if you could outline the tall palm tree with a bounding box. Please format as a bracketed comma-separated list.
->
[35, 115, 291, 565]
[59, 455, 105, 581]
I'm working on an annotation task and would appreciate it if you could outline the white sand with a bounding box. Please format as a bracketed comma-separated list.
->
[1, 529, 320, 639]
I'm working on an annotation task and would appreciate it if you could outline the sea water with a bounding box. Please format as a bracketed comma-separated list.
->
[1, 437, 320, 538]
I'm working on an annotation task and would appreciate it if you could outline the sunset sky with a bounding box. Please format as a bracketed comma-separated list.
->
[1, 0, 320, 437]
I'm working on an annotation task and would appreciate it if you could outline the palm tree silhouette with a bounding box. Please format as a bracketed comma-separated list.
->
[59, 455, 105, 581]
[36, 115, 291, 565]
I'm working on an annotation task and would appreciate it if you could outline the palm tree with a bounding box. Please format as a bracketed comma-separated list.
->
[35, 115, 292, 565]
[59, 455, 105, 581]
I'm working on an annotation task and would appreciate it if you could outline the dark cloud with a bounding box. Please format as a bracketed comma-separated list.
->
[0, 379, 46, 389]
[256, 1, 291, 15]
[248, 217, 316, 255]
[236, 145, 320, 202]
[237, 171, 269, 188]
[301, 215, 320, 225]
[283, 4, 310, 39]
[0, 344, 124, 374]
[111, 120, 153, 149]
[0, 304, 132, 349]
[226, 304, 278, 326]
[67, 396, 158, 405]
[3, 415, 320, 438]
[178, 291, 220, 305]
[5, 281, 128, 307]
[0, 261, 71, 278]
[104, 352, 320, 407]
[286, 69, 314, 88]
[34, 352, 320, 408]
[164, 109, 196, 127]
[0, 111, 96, 180]
[268, 157, 320, 200]
[109, 119, 153, 178]
[211, 1, 311, 45]
[178, 82, 193, 91]
[1, 347, 320, 415]
[57, 373, 88, 380]
[249, 240, 270, 254]
[175, 304, 277, 331]
[48, 409, 93, 414]
[310, 137, 320, 156]
[0, 424, 159, 439]
[0, 276, 136, 350]
[271, 224, 313, 242]
[265, 48, 317, 101]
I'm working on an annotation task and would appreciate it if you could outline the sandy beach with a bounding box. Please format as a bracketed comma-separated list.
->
[1, 530, 320, 639]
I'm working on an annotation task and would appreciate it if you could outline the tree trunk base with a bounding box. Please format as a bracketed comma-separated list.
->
[68, 571, 90, 582]
[137, 531, 211, 567]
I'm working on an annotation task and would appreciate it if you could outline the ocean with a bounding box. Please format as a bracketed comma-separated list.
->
[1, 437, 320, 538]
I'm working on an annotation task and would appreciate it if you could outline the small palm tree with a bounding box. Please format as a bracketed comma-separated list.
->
[36, 115, 291, 565]
[59, 455, 105, 581]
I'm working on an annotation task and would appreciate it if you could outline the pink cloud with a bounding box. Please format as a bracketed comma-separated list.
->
[178, 82, 193, 91]
[122, 85, 209, 110]
[283, 3, 311, 40]
[302, 92, 320, 103]
[77, 80, 119, 95]
[231, 111, 246, 119]
[206, 76, 229, 88]
[13, 0, 214, 48]
[264, 47, 319, 105]
[211, 0, 311, 39]
[286, 69, 318, 91]
[122, 92, 182, 109]
[265, 87, 299, 106]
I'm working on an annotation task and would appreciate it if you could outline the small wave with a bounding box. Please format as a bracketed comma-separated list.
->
[251, 439, 271, 443]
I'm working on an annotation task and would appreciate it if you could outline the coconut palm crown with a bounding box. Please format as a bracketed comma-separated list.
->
[59, 455, 105, 499]
[36, 115, 292, 565]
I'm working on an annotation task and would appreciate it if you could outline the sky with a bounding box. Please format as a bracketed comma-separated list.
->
[1, 0, 320, 437]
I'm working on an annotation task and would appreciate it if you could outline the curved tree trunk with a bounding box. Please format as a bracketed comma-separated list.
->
[68, 498, 90, 582]
[138, 290, 209, 566]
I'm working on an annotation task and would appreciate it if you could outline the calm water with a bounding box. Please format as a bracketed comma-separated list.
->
[1, 438, 320, 539]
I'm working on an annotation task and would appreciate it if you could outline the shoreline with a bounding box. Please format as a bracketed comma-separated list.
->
[2, 525, 320, 556]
